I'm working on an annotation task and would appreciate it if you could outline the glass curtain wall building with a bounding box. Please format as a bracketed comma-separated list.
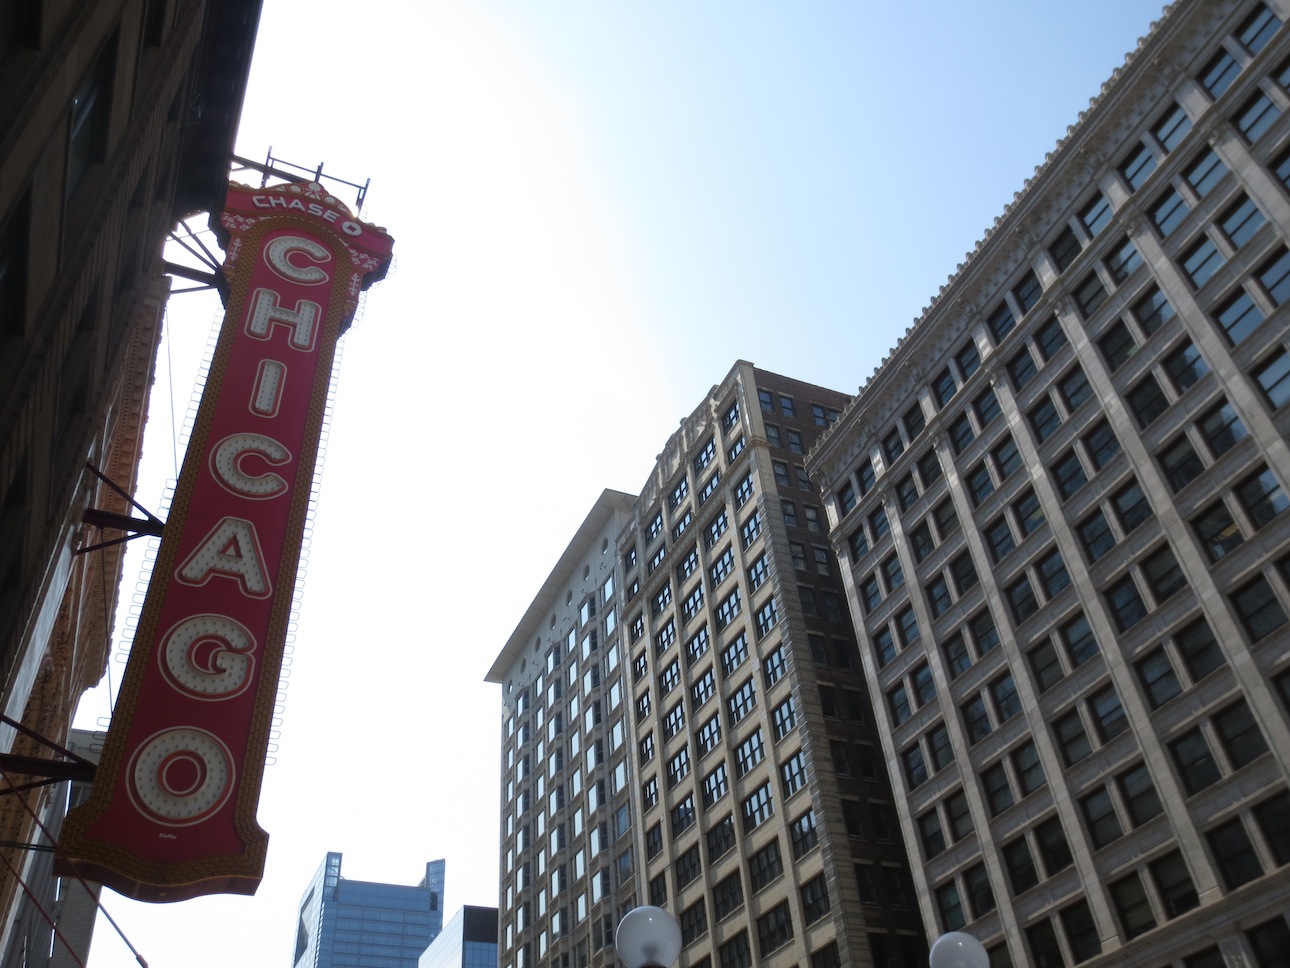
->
[489, 363, 925, 968]
[807, 1, 1290, 965]
[293, 853, 446, 968]
[418, 906, 498, 968]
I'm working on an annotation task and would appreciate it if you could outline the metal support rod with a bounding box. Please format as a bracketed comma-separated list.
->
[162, 260, 221, 286]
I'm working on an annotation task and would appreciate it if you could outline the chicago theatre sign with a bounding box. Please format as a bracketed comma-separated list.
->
[59, 181, 393, 901]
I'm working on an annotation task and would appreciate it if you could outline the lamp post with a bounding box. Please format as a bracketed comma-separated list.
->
[929, 932, 990, 968]
[615, 906, 682, 968]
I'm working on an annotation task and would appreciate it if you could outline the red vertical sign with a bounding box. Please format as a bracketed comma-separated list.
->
[59, 182, 393, 901]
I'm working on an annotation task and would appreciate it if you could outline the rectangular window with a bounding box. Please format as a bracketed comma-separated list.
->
[1151, 850, 1199, 918]
[1105, 238, 1142, 283]
[1053, 709, 1092, 765]
[1120, 144, 1157, 191]
[1238, 465, 1290, 526]
[1009, 348, 1038, 389]
[1080, 193, 1113, 237]
[1254, 350, 1290, 408]
[1152, 188, 1190, 235]
[1171, 728, 1221, 794]
[1154, 103, 1193, 151]
[1035, 316, 1069, 359]
[1014, 269, 1043, 313]
[1237, 92, 1281, 142]
[1213, 700, 1268, 768]
[1106, 575, 1148, 631]
[1029, 397, 1061, 442]
[1221, 194, 1267, 247]
[741, 782, 774, 833]
[1120, 762, 1163, 826]
[1081, 787, 1123, 848]
[1208, 818, 1263, 889]
[1258, 246, 1290, 304]
[1133, 285, 1175, 334]
[1074, 272, 1108, 317]
[1182, 236, 1225, 288]
[1198, 49, 1239, 98]
[1051, 450, 1088, 499]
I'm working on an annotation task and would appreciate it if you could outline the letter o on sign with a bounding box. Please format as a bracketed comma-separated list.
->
[127, 728, 236, 826]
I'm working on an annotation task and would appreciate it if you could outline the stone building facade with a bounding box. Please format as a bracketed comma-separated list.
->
[807, 0, 1290, 965]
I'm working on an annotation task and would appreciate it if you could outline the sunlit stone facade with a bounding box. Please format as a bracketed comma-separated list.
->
[808, 1, 1290, 965]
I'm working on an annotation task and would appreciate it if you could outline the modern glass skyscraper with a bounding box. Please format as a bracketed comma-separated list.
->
[418, 906, 498, 968]
[807, 0, 1290, 964]
[292, 853, 447, 968]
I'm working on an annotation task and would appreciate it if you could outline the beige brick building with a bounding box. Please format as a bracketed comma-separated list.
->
[490, 364, 925, 968]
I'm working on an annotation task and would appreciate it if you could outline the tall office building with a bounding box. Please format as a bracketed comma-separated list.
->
[0, 0, 260, 955]
[419, 906, 498, 968]
[489, 363, 925, 968]
[807, 0, 1290, 965]
[293, 853, 447, 968]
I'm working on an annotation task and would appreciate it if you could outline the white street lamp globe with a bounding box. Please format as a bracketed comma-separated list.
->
[929, 932, 990, 968]
[615, 906, 682, 968]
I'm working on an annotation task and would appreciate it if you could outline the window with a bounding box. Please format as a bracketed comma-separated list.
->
[1058, 365, 1092, 410]
[1254, 349, 1290, 408]
[926, 575, 952, 617]
[1213, 700, 1268, 768]
[1160, 435, 1204, 492]
[956, 341, 981, 378]
[933, 367, 958, 407]
[991, 674, 1022, 723]
[1137, 648, 1182, 708]
[787, 429, 804, 454]
[697, 713, 722, 755]
[67, 38, 117, 196]
[733, 472, 754, 508]
[710, 546, 734, 586]
[772, 698, 796, 740]
[672, 795, 697, 835]
[896, 473, 919, 511]
[990, 299, 1021, 340]
[715, 588, 741, 630]
[1120, 762, 1163, 826]
[1171, 728, 1221, 794]
[889, 684, 912, 725]
[935, 882, 964, 931]
[1052, 225, 1083, 271]
[1237, 91, 1281, 142]
[1221, 194, 1266, 247]
[1133, 285, 1175, 334]
[967, 462, 995, 504]
[779, 395, 795, 417]
[1009, 347, 1038, 389]
[735, 728, 766, 777]
[934, 497, 960, 538]
[986, 517, 1016, 563]
[664, 701, 685, 740]
[1014, 488, 1045, 535]
[961, 695, 993, 744]
[1233, 574, 1289, 640]
[1120, 144, 1157, 192]
[741, 782, 774, 833]
[896, 606, 920, 647]
[1007, 575, 1038, 624]
[943, 631, 971, 678]
[740, 511, 763, 547]
[1237, 465, 1290, 527]
[1253, 791, 1290, 865]
[1259, 246, 1290, 304]
[949, 413, 976, 453]
[1155, 102, 1193, 151]
[1099, 321, 1136, 370]
[1088, 685, 1128, 742]
[1029, 640, 1064, 692]
[728, 676, 756, 723]
[1051, 450, 1087, 499]
[667, 746, 692, 788]
[1035, 816, 1073, 875]
[1112, 872, 1156, 939]
[1198, 49, 1239, 98]
[1028, 397, 1061, 442]
[1053, 708, 1092, 765]
[1113, 478, 1151, 533]
[1142, 544, 1185, 602]
[1165, 340, 1209, 394]
[1182, 236, 1225, 288]
[1152, 188, 1190, 236]
[1074, 272, 1107, 317]
[1014, 269, 1043, 313]
[1080, 193, 1112, 237]
[1081, 787, 1123, 848]
[702, 764, 729, 808]
[1184, 150, 1227, 203]
[800, 874, 830, 925]
[1106, 575, 1148, 631]
[1151, 850, 1199, 919]
[1208, 818, 1263, 889]
[1003, 837, 1038, 893]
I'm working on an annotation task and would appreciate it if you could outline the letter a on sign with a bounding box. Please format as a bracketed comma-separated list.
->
[58, 182, 393, 901]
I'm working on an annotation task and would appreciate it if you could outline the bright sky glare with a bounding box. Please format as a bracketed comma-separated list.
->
[75, 2, 1166, 964]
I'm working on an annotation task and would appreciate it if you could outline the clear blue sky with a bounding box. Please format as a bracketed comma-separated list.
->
[79, 3, 1167, 965]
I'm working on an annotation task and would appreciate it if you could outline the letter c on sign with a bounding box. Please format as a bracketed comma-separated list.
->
[126, 728, 235, 826]
[264, 235, 331, 285]
[210, 433, 290, 500]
